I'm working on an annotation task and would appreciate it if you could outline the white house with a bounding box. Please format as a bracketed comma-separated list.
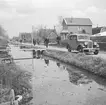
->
[60, 17, 92, 39]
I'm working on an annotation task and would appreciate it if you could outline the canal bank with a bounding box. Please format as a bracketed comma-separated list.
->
[17, 42, 106, 78]
[0, 46, 33, 105]
[43, 50, 106, 78]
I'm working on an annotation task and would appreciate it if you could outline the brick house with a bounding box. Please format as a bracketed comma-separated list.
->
[60, 17, 92, 40]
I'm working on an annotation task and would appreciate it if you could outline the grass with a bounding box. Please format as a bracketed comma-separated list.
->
[43, 50, 106, 78]
[0, 62, 32, 104]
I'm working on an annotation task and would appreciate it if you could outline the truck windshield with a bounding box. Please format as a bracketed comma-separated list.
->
[77, 35, 90, 40]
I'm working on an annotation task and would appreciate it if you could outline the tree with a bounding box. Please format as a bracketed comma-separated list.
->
[0, 25, 9, 39]
[0, 25, 8, 39]
[55, 16, 63, 34]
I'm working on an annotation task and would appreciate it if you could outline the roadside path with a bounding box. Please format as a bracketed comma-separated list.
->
[19, 43, 106, 59]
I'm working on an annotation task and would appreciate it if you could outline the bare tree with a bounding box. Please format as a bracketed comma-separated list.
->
[55, 16, 63, 34]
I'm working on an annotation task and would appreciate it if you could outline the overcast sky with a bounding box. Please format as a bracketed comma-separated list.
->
[0, 0, 106, 38]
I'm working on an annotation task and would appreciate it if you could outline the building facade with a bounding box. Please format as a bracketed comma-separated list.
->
[61, 17, 92, 40]
[19, 32, 32, 43]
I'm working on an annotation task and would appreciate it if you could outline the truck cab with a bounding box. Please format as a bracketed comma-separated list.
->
[66, 34, 99, 54]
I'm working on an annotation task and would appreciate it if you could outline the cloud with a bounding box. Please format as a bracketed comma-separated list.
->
[15, 6, 36, 15]
[86, 6, 99, 13]
[0, 0, 10, 9]
[32, 0, 76, 9]
[71, 10, 86, 17]
[0, 0, 86, 18]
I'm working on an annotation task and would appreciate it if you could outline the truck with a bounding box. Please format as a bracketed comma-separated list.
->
[66, 34, 99, 55]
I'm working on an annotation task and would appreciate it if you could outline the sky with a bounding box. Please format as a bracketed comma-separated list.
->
[0, 0, 106, 38]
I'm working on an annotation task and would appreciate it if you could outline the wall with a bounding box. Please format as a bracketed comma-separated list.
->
[67, 25, 92, 35]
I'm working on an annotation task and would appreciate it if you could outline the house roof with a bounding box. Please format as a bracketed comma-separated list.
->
[64, 18, 92, 26]
[94, 31, 106, 36]
[44, 29, 57, 36]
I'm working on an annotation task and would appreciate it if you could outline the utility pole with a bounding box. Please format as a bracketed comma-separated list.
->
[31, 25, 35, 72]
[32, 25, 34, 45]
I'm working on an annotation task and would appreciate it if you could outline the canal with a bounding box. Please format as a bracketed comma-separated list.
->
[10, 44, 106, 105]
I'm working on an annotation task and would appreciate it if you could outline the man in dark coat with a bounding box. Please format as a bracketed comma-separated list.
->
[44, 38, 49, 48]
[33, 39, 36, 46]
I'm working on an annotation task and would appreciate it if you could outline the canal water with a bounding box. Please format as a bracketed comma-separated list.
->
[10, 45, 106, 105]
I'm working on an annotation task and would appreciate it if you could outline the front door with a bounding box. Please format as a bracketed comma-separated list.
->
[69, 35, 78, 50]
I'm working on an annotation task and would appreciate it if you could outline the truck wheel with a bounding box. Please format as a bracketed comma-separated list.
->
[94, 50, 99, 55]
[77, 45, 83, 52]
[67, 45, 71, 52]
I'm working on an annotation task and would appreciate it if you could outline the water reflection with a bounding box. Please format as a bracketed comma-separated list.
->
[56, 62, 60, 67]
[20, 48, 106, 89]
[55, 60, 106, 87]
[32, 50, 42, 59]
[67, 68, 92, 85]
[66, 65, 106, 87]
[44, 59, 49, 66]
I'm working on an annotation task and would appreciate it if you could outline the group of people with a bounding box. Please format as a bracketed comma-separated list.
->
[20, 38, 50, 48]
[33, 38, 49, 48]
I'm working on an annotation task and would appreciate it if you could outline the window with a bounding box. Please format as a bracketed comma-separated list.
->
[77, 35, 90, 40]
[69, 35, 77, 40]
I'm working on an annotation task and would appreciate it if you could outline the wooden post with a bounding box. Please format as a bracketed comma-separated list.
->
[32, 26, 34, 45]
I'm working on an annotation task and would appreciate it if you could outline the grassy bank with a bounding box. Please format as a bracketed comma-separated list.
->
[43, 50, 106, 78]
[0, 62, 32, 104]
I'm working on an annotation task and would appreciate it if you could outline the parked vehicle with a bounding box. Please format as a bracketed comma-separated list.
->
[66, 34, 99, 55]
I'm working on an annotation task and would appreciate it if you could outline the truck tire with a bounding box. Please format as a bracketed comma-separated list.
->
[77, 45, 83, 52]
[67, 45, 71, 52]
[94, 50, 99, 55]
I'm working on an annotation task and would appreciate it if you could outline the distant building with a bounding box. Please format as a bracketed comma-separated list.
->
[92, 26, 106, 35]
[60, 17, 92, 39]
[46, 29, 58, 43]
[12, 36, 19, 42]
[19, 32, 32, 43]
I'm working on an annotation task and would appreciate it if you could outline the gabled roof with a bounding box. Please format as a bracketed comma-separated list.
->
[45, 29, 58, 36]
[64, 18, 92, 26]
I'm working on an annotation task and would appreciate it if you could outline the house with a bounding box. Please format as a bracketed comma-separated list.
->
[19, 32, 32, 43]
[60, 17, 92, 39]
[47, 29, 58, 43]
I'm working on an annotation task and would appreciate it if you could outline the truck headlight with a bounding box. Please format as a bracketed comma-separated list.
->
[96, 44, 99, 48]
[84, 42, 88, 45]
[81, 44, 85, 48]
[94, 42, 97, 45]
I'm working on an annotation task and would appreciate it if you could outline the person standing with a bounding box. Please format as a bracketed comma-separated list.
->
[33, 39, 36, 46]
[44, 38, 49, 48]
